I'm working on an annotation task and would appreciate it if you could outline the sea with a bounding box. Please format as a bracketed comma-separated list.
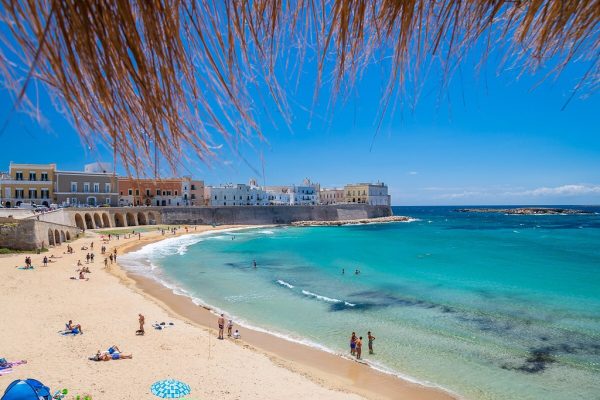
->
[119, 206, 600, 400]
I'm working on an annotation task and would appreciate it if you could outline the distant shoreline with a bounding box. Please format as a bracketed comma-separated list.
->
[454, 207, 594, 215]
[291, 215, 412, 226]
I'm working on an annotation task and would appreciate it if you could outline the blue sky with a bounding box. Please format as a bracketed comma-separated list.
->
[0, 31, 598, 205]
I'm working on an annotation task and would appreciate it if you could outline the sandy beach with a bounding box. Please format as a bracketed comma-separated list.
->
[0, 225, 456, 400]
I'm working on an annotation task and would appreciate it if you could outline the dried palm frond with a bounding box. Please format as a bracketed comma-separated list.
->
[0, 0, 598, 174]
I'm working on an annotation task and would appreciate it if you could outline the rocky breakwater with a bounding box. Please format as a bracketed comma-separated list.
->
[455, 207, 594, 215]
[291, 215, 411, 227]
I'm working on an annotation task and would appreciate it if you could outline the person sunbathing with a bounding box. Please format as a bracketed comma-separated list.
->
[67, 320, 83, 334]
[93, 350, 132, 361]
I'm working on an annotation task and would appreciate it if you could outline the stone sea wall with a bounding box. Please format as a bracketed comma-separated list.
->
[160, 204, 392, 225]
[0, 217, 83, 250]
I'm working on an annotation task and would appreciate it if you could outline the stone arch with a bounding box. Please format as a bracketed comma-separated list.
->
[60, 230, 66, 242]
[137, 212, 147, 225]
[74, 213, 85, 230]
[54, 229, 61, 245]
[126, 212, 137, 226]
[66, 231, 71, 241]
[4, 201, 11, 208]
[42, 201, 49, 207]
[148, 211, 156, 224]
[102, 213, 111, 228]
[48, 229, 55, 246]
[114, 212, 125, 227]
[84, 213, 94, 229]
[93, 213, 103, 228]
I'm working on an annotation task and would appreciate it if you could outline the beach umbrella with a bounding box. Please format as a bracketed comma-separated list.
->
[150, 379, 191, 399]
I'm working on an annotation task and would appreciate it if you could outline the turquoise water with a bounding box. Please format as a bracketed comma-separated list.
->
[120, 207, 600, 400]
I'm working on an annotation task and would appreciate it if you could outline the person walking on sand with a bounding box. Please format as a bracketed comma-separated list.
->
[218, 314, 225, 339]
[104, 258, 108, 268]
[356, 336, 363, 359]
[90, 253, 94, 263]
[368, 331, 375, 354]
[227, 319, 233, 337]
[350, 332, 357, 356]
[138, 313, 145, 334]
[109, 253, 114, 264]
[43, 256, 48, 267]
[86, 253, 90, 264]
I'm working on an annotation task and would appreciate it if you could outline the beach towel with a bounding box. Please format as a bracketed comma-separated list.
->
[0, 360, 26, 375]
[16, 266, 34, 270]
[152, 322, 175, 330]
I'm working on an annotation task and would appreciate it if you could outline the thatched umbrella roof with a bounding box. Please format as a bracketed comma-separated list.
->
[0, 0, 598, 173]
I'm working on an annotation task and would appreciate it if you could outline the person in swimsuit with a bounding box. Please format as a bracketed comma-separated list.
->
[356, 336, 363, 359]
[67, 320, 83, 334]
[368, 331, 375, 354]
[218, 314, 225, 339]
[138, 313, 145, 334]
[227, 319, 233, 337]
[350, 332, 357, 356]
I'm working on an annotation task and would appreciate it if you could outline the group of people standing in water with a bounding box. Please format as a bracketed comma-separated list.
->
[350, 331, 375, 360]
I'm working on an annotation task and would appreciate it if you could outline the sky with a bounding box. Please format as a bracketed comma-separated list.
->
[0, 25, 598, 206]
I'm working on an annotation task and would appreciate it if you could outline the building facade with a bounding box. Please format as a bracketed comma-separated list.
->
[205, 184, 268, 206]
[55, 168, 119, 207]
[182, 177, 205, 206]
[118, 178, 185, 206]
[0, 163, 56, 207]
[320, 188, 345, 204]
[344, 182, 390, 206]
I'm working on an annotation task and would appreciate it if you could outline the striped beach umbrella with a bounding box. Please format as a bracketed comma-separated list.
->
[150, 379, 191, 398]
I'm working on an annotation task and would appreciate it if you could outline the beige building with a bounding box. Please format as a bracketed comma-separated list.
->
[0, 163, 56, 207]
[55, 169, 119, 207]
[320, 188, 345, 205]
[182, 177, 205, 206]
[344, 182, 390, 206]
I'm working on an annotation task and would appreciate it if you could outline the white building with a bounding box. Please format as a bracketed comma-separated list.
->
[265, 184, 318, 206]
[205, 184, 268, 206]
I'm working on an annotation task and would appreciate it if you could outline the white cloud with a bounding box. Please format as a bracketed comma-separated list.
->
[407, 171, 418, 175]
[507, 184, 600, 197]
[431, 184, 600, 201]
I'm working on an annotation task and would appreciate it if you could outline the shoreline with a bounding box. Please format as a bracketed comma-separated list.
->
[111, 225, 458, 400]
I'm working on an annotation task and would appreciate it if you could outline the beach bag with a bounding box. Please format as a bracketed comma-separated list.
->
[0, 358, 7, 367]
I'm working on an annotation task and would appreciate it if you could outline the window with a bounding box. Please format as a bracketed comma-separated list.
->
[29, 189, 37, 199]
[135, 189, 140, 196]
[15, 172, 23, 180]
[40, 189, 50, 199]
[214, 195, 217, 200]
[166, 191, 172, 196]
[105, 183, 111, 193]
[105, 198, 110, 205]
[93, 183, 100, 193]
[191, 194, 196, 199]
[71, 197, 78, 205]
[29, 172, 36, 181]
[71, 182, 77, 192]
[156, 189, 161, 196]
[191, 184, 196, 190]
[146, 189, 151, 196]
[128, 189, 133, 196]
[15, 189, 24, 199]
[41, 172, 48, 181]
[175, 190, 178, 195]
[83, 183, 90, 192]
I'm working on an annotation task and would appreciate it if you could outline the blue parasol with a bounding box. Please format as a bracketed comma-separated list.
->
[150, 379, 191, 398]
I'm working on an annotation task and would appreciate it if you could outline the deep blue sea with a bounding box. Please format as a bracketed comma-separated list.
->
[120, 206, 600, 400]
